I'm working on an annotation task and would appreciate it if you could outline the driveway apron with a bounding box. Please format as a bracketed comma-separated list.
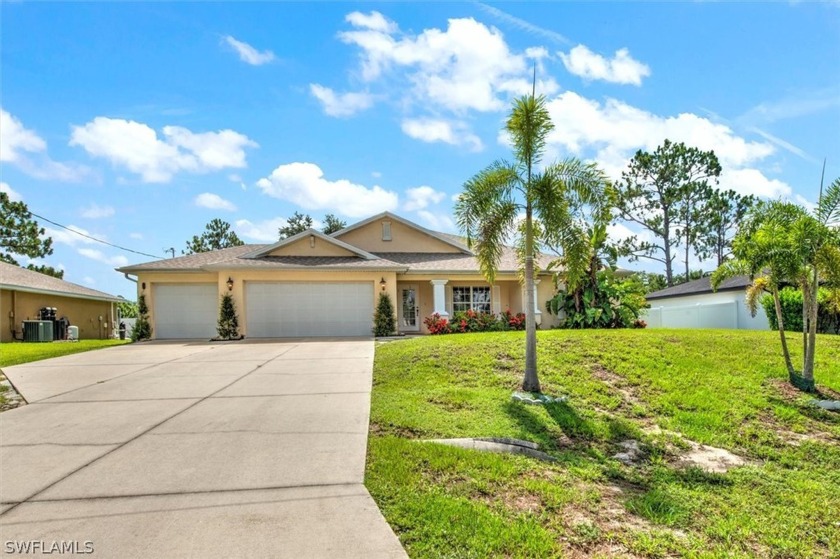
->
[0, 340, 406, 558]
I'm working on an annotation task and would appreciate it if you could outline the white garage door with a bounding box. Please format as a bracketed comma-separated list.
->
[246, 282, 373, 337]
[153, 284, 218, 339]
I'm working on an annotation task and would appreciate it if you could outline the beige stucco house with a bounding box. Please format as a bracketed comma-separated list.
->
[117, 212, 558, 339]
[0, 261, 121, 342]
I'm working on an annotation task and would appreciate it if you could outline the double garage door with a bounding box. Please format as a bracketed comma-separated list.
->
[153, 282, 373, 338]
[246, 282, 373, 338]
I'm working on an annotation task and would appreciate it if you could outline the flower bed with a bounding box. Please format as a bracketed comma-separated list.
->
[423, 309, 526, 335]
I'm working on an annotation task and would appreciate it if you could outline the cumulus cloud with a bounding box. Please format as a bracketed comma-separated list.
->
[403, 185, 446, 212]
[1, 108, 93, 182]
[80, 203, 115, 219]
[541, 91, 789, 198]
[401, 118, 483, 151]
[70, 117, 257, 182]
[0, 182, 23, 202]
[194, 192, 237, 211]
[44, 225, 101, 247]
[345, 11, 398, 33]
[310, 84, 375, 117]
[234, 217, 288, 242]
[0, 108, 46, 162]
[559, 45, 650, 86]
[223, 35, 276, 65]
[77, 248, 129, 268]
[416, 210, 456, 232]
[256, 162, 398, 218]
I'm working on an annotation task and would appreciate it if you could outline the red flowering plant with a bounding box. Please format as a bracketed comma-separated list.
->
[423, 313, 451, 335]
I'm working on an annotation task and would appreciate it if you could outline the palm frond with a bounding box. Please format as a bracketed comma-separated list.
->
[455, 161, 520, 247]
[745, 276, 770, 317]
[817, 177, 840, 226]
[710, 259, 749, 290]
[506, 96, 554, 170]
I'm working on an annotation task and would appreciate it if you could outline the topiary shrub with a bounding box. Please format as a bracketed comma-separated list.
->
[131, 294, 152, 341]
[761, 287, 840, 334]
[217, 292, 240, 340]
[373, 293, 397, 337]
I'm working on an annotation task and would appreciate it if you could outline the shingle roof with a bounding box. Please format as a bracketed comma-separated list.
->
[118, 245, 258, 272]
[646, 275, 752, 300]
[377, 251, 554, 274]
[204, 255, 406, 271]
[0, 261, 121, 302]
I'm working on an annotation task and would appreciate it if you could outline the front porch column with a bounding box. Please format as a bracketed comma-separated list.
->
[524, 279, 542, 325]
[430, 279, 449, 317]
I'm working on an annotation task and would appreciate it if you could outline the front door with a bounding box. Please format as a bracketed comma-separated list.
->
[399, 284, 420, 332]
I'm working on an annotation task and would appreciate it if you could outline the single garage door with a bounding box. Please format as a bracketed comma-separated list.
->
[153, 284, 218, 339]
[246, 282, 374, 337]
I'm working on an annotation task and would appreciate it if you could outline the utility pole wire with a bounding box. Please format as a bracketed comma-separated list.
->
[28, 211, 163, 259]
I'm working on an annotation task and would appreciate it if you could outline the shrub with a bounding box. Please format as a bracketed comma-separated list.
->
[131, 294, 152, 341]
[373, 293, 397, 337]
[761, 287, 840, 334]
[423, 310, 526, 335]
[217, 292, 240, 340]
[547, 271, 647, 329]
[424, 313, 451, 335]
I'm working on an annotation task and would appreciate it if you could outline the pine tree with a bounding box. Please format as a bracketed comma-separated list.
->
[131, 294, 152, 341]
[217, 293, 240, 340]
[372, 293, 396, 337]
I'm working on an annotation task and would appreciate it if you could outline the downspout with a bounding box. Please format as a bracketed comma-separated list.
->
[124, 273, 138, 284]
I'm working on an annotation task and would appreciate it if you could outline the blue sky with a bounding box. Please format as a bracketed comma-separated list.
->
[2, 1, 839, 299]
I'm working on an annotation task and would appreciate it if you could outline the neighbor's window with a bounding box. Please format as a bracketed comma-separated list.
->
[382, 221, 392, 241]
[453, 286, 491, 313]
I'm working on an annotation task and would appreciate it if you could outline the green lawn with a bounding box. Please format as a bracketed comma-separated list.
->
[0, 339, 129, 368]
[366, 330, 840, 558]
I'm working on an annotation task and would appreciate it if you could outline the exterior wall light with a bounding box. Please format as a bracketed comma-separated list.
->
[226, 277, 234, 291]
[380, 277, 387, 291]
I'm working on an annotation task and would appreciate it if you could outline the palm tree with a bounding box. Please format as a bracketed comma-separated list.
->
[455, 94, 610, 393]
[712, 177, 840, 391]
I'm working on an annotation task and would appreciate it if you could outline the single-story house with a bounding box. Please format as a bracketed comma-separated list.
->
[0, 261, 122, 342]
[117, 212, 559, 339]
[644, 275, 769, 330]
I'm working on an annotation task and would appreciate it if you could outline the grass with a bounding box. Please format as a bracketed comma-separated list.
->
[0, 339, 129, 369]
[366, 329, 840, 558]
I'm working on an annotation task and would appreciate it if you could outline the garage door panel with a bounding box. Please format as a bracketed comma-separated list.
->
[154, 284, 218, 339]
[246, 282, 373, 338]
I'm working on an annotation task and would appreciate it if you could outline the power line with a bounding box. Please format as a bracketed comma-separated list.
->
[28, 211, 163, 260]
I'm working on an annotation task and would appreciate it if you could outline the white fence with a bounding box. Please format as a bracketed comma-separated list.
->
[645, 301, 740, 329]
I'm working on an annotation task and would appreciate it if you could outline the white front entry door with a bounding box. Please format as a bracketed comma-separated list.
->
[399, 284, 420, 332]
[245, 282, 374, 337]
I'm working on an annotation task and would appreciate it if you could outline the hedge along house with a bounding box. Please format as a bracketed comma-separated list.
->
[0, 261, 122, 342]
[117, 212, 559, 339]
[644, 275, 770, 330]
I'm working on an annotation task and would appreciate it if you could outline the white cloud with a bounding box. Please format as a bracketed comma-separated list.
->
[345, 11, 398, 33]
[194, 192, 237, 212]
[44, 225, 101, 247]
[129, 232, 144, 240]
[223, 35, 275, 65]
[234, 217, 287, 242]
[371, 171, 382, 178]
[70, 117, 257, 182]
[403, 185, 446, 212]
[1, 109, 94, 182]
[541, 91, 788, 197]
[82, 276, 96, 286]
[257, 162, 399, 218]
[559, 45, 650, 86]
[0, 108, 46, 162]
[77, 248, 129, 268]
[416, 210, 455, 232]
[475, 3, 571, 46]
[310, 84, 375, 117]
[80, 203, 115, 219]
[0, 182, 23, 202]
[401, 118, 483, 151]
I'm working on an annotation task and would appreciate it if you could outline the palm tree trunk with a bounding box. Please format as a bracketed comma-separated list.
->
[522, 204, 540, 393]
[803, 272, 819, 388]
[773, 286, 796, 376]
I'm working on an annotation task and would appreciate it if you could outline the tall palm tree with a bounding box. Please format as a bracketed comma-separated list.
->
[455, 94, 610, 393]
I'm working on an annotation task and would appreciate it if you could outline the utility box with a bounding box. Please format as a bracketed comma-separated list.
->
[68, 325, 79, 341]
[23, 320, 54, 342]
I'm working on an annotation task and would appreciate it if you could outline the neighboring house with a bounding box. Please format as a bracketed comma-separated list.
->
[644, 275, 769, 330]
[117, 212, 559, 339]
[0, 261, 122, 342]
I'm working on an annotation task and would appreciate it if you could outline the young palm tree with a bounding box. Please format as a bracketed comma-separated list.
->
[455, 94, 610, 393]
[712, 177, 840, 391]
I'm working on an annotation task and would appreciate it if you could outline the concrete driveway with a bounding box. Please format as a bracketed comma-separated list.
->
[0, 340, 406, 558]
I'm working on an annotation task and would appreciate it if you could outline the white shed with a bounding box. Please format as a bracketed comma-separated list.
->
[644, 275, 769, 330]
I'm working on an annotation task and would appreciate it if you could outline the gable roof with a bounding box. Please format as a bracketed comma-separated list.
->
[240, 228, 379, 260]
[332, 212, 473, 254]
[646, 275, 752, 300]
[118, 245, 256, 273]
[0, 261, 121, 302]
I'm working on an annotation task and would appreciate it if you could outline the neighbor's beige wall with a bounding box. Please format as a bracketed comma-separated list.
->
[267, 236, 357, 257]
[336, 218, 462, 253]
[0, 288, 114, 342]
